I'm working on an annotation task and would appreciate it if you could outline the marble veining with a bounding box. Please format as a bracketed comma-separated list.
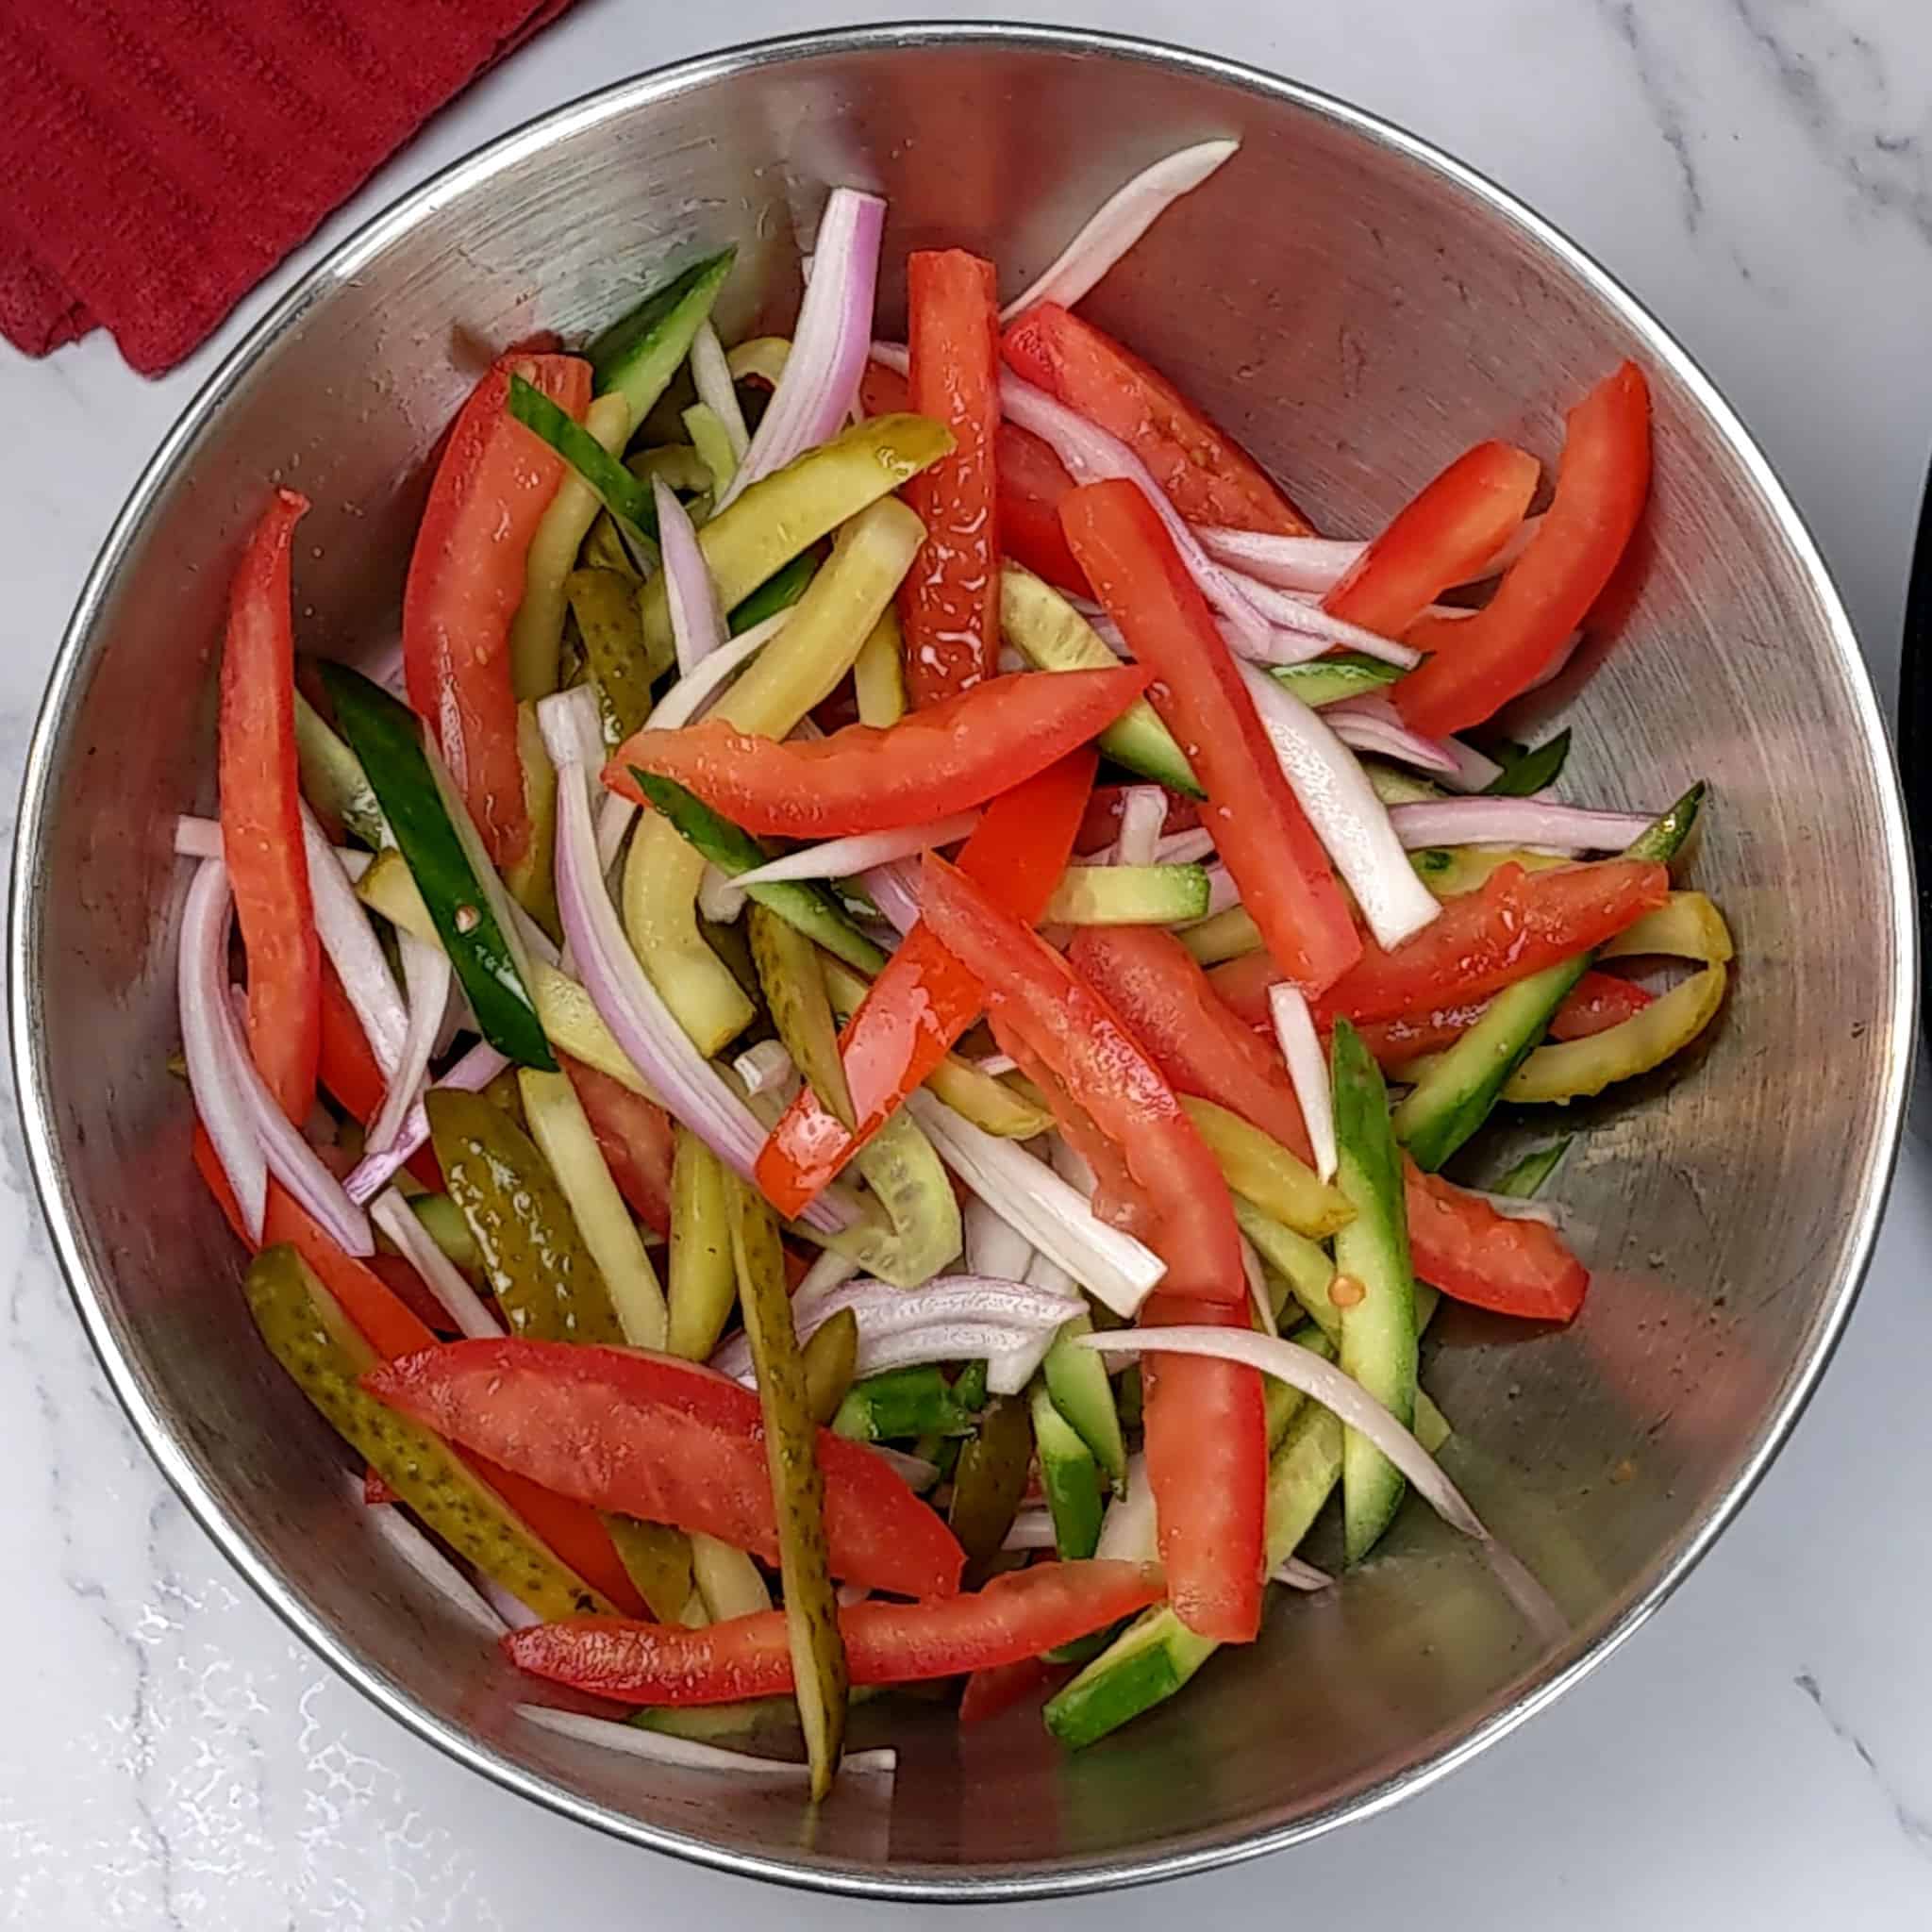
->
[4, 1, 1932, 1925]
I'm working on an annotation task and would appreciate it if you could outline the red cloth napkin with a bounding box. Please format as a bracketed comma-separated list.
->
[0, 0, 578, 376]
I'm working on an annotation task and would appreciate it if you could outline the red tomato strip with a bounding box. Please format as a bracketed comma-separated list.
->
[1061, 479, 1361, 995]
[861, 361, 1090, 597]
[403, 353, 591, 870]
[1071, 925, 1593, 1323]
[755, 752, 1095, 1217]
[1354, 969, 1654, 1067]
[193, 1126, 646, 1613]
[606, 667, 1146, 837]
[504, 1559, 1165, 1704]
[1140, 1292, 1266, 1643]
[1324, 441, 1541, 639]
[916, 853, 1246, 1304]
[1003, 303, 1315, 535]
[219, 489, 320, 1127]
[959, 1651, 1068, 1725]
[903, 250, 1003, 705]
[1207, 860, 1669, 1030]
[1548, 970, 1655, 1041]
[363, 1339, 967, 1599]
[1395, 364, 1652, 736]
[559, 1054, 674, 1236]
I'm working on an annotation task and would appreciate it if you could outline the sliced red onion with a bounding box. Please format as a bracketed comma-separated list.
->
[343, 1039, 508, 1205]
[180, 858, 373, 1253]
[986, 362, 1275, 654]
[1095, 1454, 1157, 1563]
[482, 1578, 543, 1630]
[1154, 827, 1216, 865]
[697, 863, 747, 924]
[537, 687, 608, 822]
[733, 813, 979, 893]
[689, 318, 751, 463]
[1227, 574, 1422, 670]
[1047, 1133, 1099, 1200]
[864, 1442, 940, 1492]
[717, 1273, 1080, 1387]
[301, 804, 408, 1072]
[972, 1052, 1020, 1079]
[1463, 1189, 1562, 1227]
[1002, 1507, 1058, 1552]
[999, 140, 1240, 322]
[517, 1705, 896, 1781]
[720, 190, 885, 508]
[858, 859, 924, 937]
[364, 930, 451, 1154]
[1240, 666, 1441, 951]
[654, 475, 727, 677]
[1241, 1232, 1280, 1340]
[907, 1091, 1163, 1317]
[963, 1194, 1036, 1285]
[1526, 625, 1584, 691]
[1274, 1557, 1334, 1591]
[835, 1581, 873, 1609]
[1435, 736, 1507, 795]
[366, 638, 408, 697]
[986, 1249, 1078, 1395]
[179, 859, 269, 1240]
[1112, 787, 1166, 868]
[369, 1190, 501, 1341]
[1081, 1327, 1489, 1541]
[645, 610, 791, 732]
[174, 814, 224, 859]
[341, 1473, 507, 1638]
[595, 793, 638, 874]
[795, 1244, 862, 1307]
[1387, 799, 1655, 853]
[1269, 984, 1336, 1183]
[732, 1039, 795, 1100]
[554, 761, 851, 1235]
[1193, 528, 1365, 593]
[1203, 864, 1241, 917]
[1324, 694, 1461, 777]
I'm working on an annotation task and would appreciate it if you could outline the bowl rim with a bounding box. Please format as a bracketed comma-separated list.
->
[9, 18, 1916, 1903]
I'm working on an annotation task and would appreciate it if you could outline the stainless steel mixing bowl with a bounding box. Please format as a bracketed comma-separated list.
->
[8, 23, 1913, 1901]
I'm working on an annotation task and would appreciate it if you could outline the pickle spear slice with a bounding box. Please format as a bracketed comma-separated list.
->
[725, 1170, 847, 1800]
[244, 1245, 612, 1621]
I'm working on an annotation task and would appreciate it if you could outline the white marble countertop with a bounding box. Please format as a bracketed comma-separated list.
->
[5, 0, 1932, 1924]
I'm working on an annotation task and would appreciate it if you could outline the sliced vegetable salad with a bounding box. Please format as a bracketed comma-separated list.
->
[175, 140, 1730, 1796]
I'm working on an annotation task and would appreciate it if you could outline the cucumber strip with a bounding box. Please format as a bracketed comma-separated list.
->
[683, 402, 738, 497]
[1330, 1019, 1418, 1563]
[526, 958, 650, 1096]
[1180, 1095, 1355, 1238]
[832, 1364, 979, 1442]
[726, 335, 791, 387]
[1044, 1402, 1343, 1750]
[1030, 1383, 1105, 1559]
[407, 1191, 481, 1280]
[1407, 843, 1566, 897]
[810, 1108, 964, 1290]
[667, 1125, 738, 1361]
[293, 689, 391, 849]
[1268, 653, 1403, 708]
[635, 773, 888, 976]
[691, 1530, 773, 1621]
[246, 1246, 612, 1619]
[510, 391, 633, 702]
[1481, 727, 1572, 797]
[726, 1169, 848, 1799]
[1041, 1315, 1127, 1490]
[323, 664, 554, 1069]
[999, 566, 1204, 795]
[1232, 1198, 1342, 1338]
[729, 550, 819, 635]
[1365, 763, 1447, 806]
[508, 377, 660, 568]
[852, 609, 907, 726]
[626, 442, 713, 494]
[1041, 864, 1211, 926]
[504, 701, 560, 944]
[1393, 783, 1707, 1170]
[588, 249, 737, 425]
[518, 1068, 668, 1349]
[638, 415, 951, 665]
[1177, 905, 1263, 967]
[1494, 1139, 1573, 1203]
